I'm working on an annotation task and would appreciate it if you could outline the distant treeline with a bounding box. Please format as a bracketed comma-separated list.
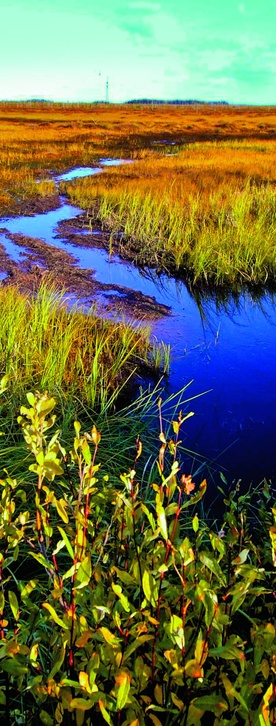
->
[126, 99, 229, 105]
[0, 98, 230, 106]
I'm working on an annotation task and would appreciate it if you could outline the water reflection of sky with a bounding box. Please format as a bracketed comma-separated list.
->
[0, 164, 275, 487]
[56, 158, 133, 181]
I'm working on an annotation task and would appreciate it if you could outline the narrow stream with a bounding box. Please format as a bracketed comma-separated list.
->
[1, 161, 276, 487]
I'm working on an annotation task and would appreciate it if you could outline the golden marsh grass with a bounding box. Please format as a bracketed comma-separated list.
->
[62, 138, 276, 286]
[0, 102, 275, 285]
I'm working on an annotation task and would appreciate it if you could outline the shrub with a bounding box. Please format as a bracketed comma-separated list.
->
[0, 388, 275, 725]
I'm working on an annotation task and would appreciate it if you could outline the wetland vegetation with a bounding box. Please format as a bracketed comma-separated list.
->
[61, 139, 276, 288]
[0, 102, 276, 724]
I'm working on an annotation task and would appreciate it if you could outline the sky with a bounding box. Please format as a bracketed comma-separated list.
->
[0, 0, 275, 104]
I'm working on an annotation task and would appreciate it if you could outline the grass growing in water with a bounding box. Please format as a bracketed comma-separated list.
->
[62, 139, 276, 287]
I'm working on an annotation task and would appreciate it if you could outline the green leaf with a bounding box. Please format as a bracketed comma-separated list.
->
[0, 592, 4, 614]
[142, 569, 158, 607]
[141, 503, 156, 532]
[82, 439, 92, 466]
[194, 632, 208, 665]
[221, 673, 249, 712]
[115, 670, 131, 710]
[179, 537, 194, 566]
[74, 420, 81, 437]
[165, 503, 178, 516]
[42, 452, 64, 481]
[0, 374, 8, 395]
[112, 583, 131, 612]
[55, 499, 69, 524]
[192, 514, 199, 533]
[28, 551, 53, 571]
[75, 555, 92, 590]
[170, 692, 184, 710]
[112, 567, 134, 586]
[157, 505, 168, 541]
[0, 688, 6, 705]
[1, 658, 28, 676]
[99, 699, 114, 725]
[26, 392, 36, 407]
[172, 420, 180, 435]
[39, 710, 54, 726]
[70, 697, 95, 711]
[37, 395, 56, 416]
[169, 614, 185, 650]
[48, 644, 66, 680]
[42, 603, 69, 630]
[99, 627, 121, 648]
[192, 695, 228, 714]
[199, 552, 226, 585]
[148, 714, 164, 726]
[57, 526, 74, 559]
[123, 635, 154, 661]
[185, 705, 204, 726]
[60, 678, 80, 688]
[8, 591, 20, 621]
[19, 579, 37, 600]
[209, 643, 245, 661]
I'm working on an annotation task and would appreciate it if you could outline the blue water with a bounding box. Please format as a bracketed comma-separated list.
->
[0, 163, 275, 486]
[56, 158, 133, 182]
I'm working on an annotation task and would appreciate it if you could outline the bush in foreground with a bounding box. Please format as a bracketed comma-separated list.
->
[0, 388, 275, 725]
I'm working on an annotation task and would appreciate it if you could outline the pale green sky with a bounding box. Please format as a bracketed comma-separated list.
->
[1, 0, 275, 103]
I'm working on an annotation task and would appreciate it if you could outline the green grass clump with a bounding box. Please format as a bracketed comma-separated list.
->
[0, 283, 169, 416]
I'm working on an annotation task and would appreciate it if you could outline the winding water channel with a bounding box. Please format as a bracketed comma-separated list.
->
[0, 159, 276, 488]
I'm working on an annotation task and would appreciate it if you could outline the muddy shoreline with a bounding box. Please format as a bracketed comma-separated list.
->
[0, 193, 171, 319]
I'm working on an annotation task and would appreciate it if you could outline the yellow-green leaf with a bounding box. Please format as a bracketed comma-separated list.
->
[39, 711, 54, 726]
[70, 697, 95, 711]
[112, 583, 131, 612]
[171, 693, 184, 710]
[199, 552, 226, 585]
[157, 503, 168, 541]
[99, 627, 121, 648]
[42, 603, 68, 630]
[142, 569, 158, 607]
[57, 526, 74, 559]
[75, 556, 92, 590]
[170, 614, 185, 650]
[115, 670, 131, 710]
[99, 699, 114, 725]
[55, 499, 69, 524]
[192, 514, 199, 533]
